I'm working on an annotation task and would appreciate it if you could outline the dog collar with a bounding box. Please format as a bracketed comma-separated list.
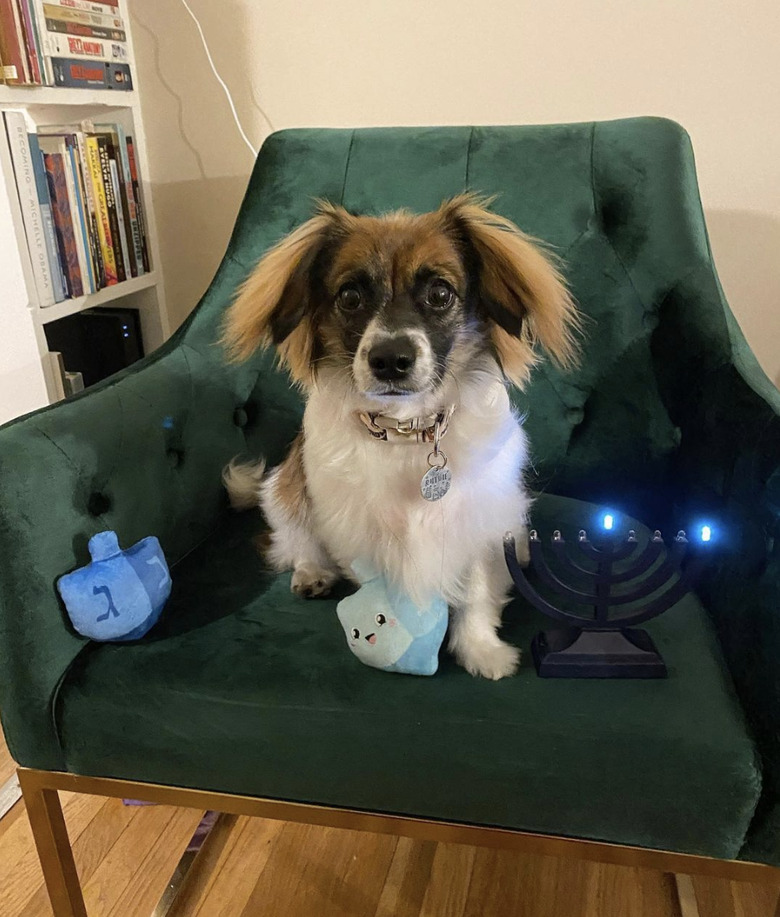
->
[358, 406, 455, 444]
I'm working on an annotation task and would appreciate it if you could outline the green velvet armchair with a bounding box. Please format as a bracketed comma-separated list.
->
[2, 117, 780, 914]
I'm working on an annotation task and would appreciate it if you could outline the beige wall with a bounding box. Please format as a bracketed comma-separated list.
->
[131, 0, 780, 386]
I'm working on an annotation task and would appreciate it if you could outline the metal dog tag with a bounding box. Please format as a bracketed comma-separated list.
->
[421, 465, 451, 501]
[421, 443, 452, 501]
[421, 419, 452, 501]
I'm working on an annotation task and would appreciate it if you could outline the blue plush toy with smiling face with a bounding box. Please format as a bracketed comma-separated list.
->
[336, 564, 449, 676]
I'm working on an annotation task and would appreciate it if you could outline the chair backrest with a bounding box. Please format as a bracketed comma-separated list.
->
[182, 118, 722, 517]
[0, 118, 730, 769]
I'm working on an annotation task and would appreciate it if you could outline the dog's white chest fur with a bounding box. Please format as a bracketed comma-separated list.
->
[302, 377, 530, 604]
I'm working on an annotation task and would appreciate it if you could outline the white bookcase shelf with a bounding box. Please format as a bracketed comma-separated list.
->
[36, 271, 158, 324]
[0, 0, 169, 425]
[0, 86, 138, 108]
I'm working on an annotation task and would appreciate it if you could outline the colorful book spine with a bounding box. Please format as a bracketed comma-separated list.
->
[72, 130, 102, 287]
[39, 30, 127, 62]
[29, 133, 67, 301]
[115, 124, 143, 275]
[4, 113, 57, 305]
[40, 131, 94, 293]
[84, 134, 117, 285]
[44, 16, 124, 41]
[43, 150, 83, 297]
[51, 57, 131, 89]
[0, 0, 30, 82]
[125, 136, 150, 272]
[108, 156, 131, 277]
[96, 134, 124, 281]
[25, 0, 50, 83]
[63, 137, 95, 292]
[18, 0, 43, 83]
[43, 2, 123, 29]
[53, 0, 119, 10]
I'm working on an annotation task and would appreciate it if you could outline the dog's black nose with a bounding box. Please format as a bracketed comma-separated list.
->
[368, 337, 416, 382]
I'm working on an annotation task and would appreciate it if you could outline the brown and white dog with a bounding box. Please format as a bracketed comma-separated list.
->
[222, 194, 579, 679]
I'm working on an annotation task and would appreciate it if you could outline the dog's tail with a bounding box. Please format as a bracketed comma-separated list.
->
[222, 458, 267, 511]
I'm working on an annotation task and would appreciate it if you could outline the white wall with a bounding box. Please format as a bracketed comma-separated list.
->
[0, 155, 49, 425]
[132, 0, 780, 386]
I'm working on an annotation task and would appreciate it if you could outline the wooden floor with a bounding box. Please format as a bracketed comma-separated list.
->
[1, 730, 778, 916]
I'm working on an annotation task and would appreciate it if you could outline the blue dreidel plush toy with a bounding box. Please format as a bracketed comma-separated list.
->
[336, 562, 448, 675]
[58, 531, 172, 642]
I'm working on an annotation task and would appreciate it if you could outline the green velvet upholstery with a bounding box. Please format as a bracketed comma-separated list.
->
[55, 495, 760, 859]
[1, 118, 778, 863]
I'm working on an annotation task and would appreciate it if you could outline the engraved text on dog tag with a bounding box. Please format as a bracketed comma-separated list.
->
[421, 465, 452, 501]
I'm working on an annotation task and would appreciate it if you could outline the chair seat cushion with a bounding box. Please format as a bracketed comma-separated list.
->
[55, 494, 761, 859]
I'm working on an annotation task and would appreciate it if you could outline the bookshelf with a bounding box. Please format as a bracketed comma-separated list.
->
[0, 0, 170, 425]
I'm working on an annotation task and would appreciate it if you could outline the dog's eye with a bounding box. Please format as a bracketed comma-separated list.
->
[426, 280, 454, 309]
[337, 285, 362, 312]
[351, 627, 360, 639]
[375, 613, 386, 626]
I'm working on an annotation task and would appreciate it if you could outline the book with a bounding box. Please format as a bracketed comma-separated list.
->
[125, 136, 149, 272]
[3, 111, 58, 305]
[24, 0, 48, 83]
[44, 15, 125, 42]
[18, 0, 43, 83]
[0, 0, 30, 82]
[108, 155, 131, 276]
[47, 0, 120, 15]
[114, 123, 143, 275]
[96, 133, 124, 280]
[38, 131, 93, 293]
[51, 57, 131, 89]
[43, 2, 123, 30]
[28, 131, 67, 301]
[73, 130, 102, 288]
[63, 135, 96, 291]
[40, 30, 128, 62]
[93, 122, 138, 276]
[84, 133, 117, 285]
[43, 149, 83, 297]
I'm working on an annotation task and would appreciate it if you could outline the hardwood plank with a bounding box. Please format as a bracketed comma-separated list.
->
[106, 806, 204, 917]
[191, 816, 285, 917]
[240, 822, 397, 917]
[0, 792, 104, 915]
[375, 837, 438, 917]
[693, 874, 780, 917]
[0, 729, 16, 784]
[464, 848, 582, 917]
[165, 813, 239, 917]
[420, 841, 476, 917]
[18, 798, 136, 917]
[80, 803, 179, 915]
[588, 865, 678, 917]
[730, 880, 780, 917]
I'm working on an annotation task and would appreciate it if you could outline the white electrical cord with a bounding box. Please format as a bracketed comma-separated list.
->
[178, 0, 258, 157]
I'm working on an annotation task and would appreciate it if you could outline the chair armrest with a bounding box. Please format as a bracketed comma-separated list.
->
[661, 268, 780, 862]
[0, 343, 251, 770]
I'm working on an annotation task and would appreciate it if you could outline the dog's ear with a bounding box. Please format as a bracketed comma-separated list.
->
[222, 202, 350, 384]
[440, 193, 580, 387]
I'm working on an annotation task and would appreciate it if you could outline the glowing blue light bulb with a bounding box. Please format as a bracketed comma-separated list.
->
[603, 513, 614, 531]
[701, 525, 712, 542]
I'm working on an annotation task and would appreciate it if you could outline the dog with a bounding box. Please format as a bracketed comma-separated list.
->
[222, 194, 579, 680]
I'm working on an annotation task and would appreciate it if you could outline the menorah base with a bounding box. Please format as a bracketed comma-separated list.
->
[531, 627, 668, 679]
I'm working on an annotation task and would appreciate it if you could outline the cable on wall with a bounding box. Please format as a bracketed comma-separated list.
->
[178, 0, 258, 157]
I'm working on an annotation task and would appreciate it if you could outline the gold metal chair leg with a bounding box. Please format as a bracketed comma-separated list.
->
[19, 773, 87, 917]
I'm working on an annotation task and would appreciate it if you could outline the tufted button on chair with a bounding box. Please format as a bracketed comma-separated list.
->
[1, 118, 779, 915]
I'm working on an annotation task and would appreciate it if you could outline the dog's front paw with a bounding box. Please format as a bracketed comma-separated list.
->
[455, 639, 520, 680]
[291, 564, 338, 599]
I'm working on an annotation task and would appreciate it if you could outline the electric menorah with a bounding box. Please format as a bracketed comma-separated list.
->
[503, 518, 713, 678]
